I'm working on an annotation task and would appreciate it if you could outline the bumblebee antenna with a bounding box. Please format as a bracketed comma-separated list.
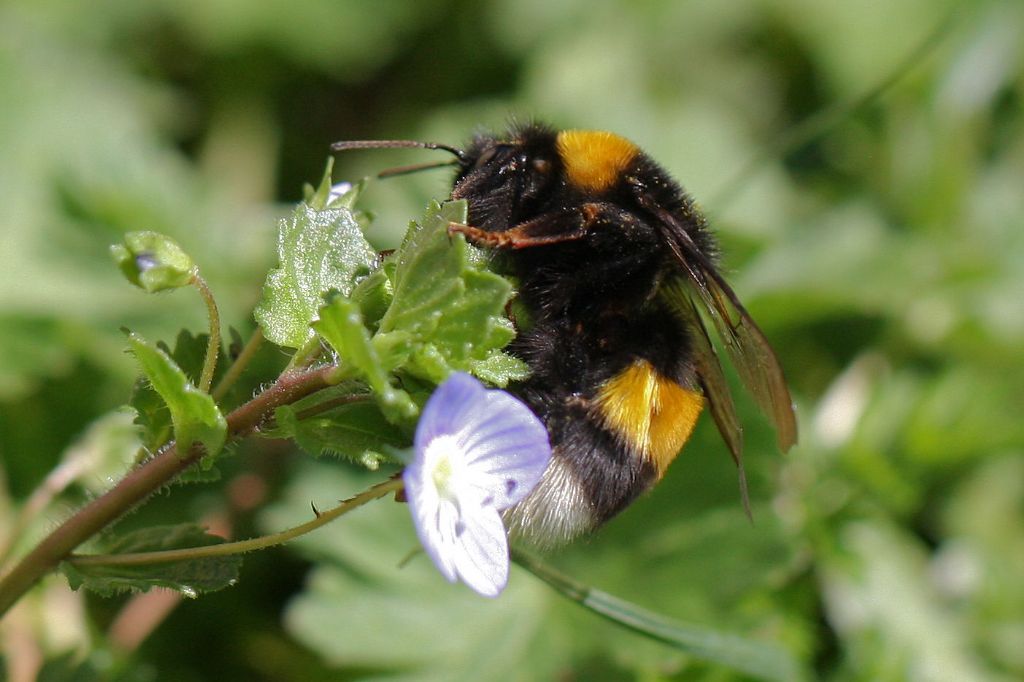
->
[377, 159, 460, 178]
[330, 139, 466, 162]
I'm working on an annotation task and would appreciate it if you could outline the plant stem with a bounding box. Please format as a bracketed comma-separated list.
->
[0, 365, 336, 618]
[211, 328, 264, 402]
[68, 477, 403, 567]
[191, 273, 221, 393]
[511, 549, 808, 682]
[285, 335, 324, 372]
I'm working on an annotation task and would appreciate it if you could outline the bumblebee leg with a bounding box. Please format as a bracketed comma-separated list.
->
[448, 203, 616, 249]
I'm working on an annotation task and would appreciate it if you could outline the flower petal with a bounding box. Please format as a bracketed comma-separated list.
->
[450, 505, 509, 598]
[455, 389, 551, 509]
[404, 462, 458, 582]
[413, 372, 486, 452]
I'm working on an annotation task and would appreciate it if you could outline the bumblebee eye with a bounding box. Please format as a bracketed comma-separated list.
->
[532, 158, 551, 174]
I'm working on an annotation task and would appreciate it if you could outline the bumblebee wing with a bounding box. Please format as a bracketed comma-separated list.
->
[649, 204, 798, 453]
[664, 279, 743, 459]
[664, 279, 750, 515]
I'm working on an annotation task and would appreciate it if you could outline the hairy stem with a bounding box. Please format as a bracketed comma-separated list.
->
[68, 477, 403, 567]
[191, 273, 221, 394]
[0, 365, 336, 617]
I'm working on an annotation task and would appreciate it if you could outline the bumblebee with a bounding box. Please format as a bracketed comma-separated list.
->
[333, 123, 797, 546]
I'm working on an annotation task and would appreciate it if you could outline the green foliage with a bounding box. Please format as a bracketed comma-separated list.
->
[314, 294, 419, 422]
[377, 201, 522, 385]
[126, 332, 226, 458]
[130, 329, 222, 458]
[60, 524, 241, 597]
[256, 194, 525, 466]
[313, 199, 524, 396]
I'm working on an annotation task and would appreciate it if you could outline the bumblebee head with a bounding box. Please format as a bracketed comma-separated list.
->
[450, 124, 562, 230]
[331, 124, 641, 231]
[330, 126, 560, 231]
[453, 126, 642, 226]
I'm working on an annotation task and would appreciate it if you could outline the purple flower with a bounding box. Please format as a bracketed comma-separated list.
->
[403, 373, 551, 597]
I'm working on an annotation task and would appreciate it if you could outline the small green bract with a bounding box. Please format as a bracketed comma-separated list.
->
[111, 231, 195, 292]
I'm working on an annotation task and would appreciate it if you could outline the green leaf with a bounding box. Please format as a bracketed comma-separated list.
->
[313, 294, 418, 422]
[271, 397, 409, 467]
[370, 329, 414, 373]
[61, 524, 241, 597]
[127, 332, 226, 458]
[378, 200, 520, 384]
[349, 266, 394, 330]
[128, 374, 171, 454]
[467, 348, 530, 388]
[513, 551, 808, 682]
[60, 411, 143, 496]
[303, 159, 367, 211]
[110, 231, 195, 293]
[130, 330, 219, 455]
[254, 163, 377, 349]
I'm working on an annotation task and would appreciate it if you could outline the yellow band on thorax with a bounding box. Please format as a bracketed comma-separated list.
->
[556, 130, 638, 193]
[594, 359, 703, 475]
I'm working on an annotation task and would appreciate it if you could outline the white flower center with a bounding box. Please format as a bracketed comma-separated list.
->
[424, 434, 464, 500]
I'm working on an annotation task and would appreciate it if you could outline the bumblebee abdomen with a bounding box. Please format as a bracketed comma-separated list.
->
[505, 338, 703, 547]
[504, 396, 656, 546]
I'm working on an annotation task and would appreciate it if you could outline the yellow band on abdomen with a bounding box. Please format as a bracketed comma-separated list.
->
[594, 359, 703, 475]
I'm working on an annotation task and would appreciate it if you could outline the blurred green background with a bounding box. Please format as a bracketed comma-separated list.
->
[2, 0, 1023, 680]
